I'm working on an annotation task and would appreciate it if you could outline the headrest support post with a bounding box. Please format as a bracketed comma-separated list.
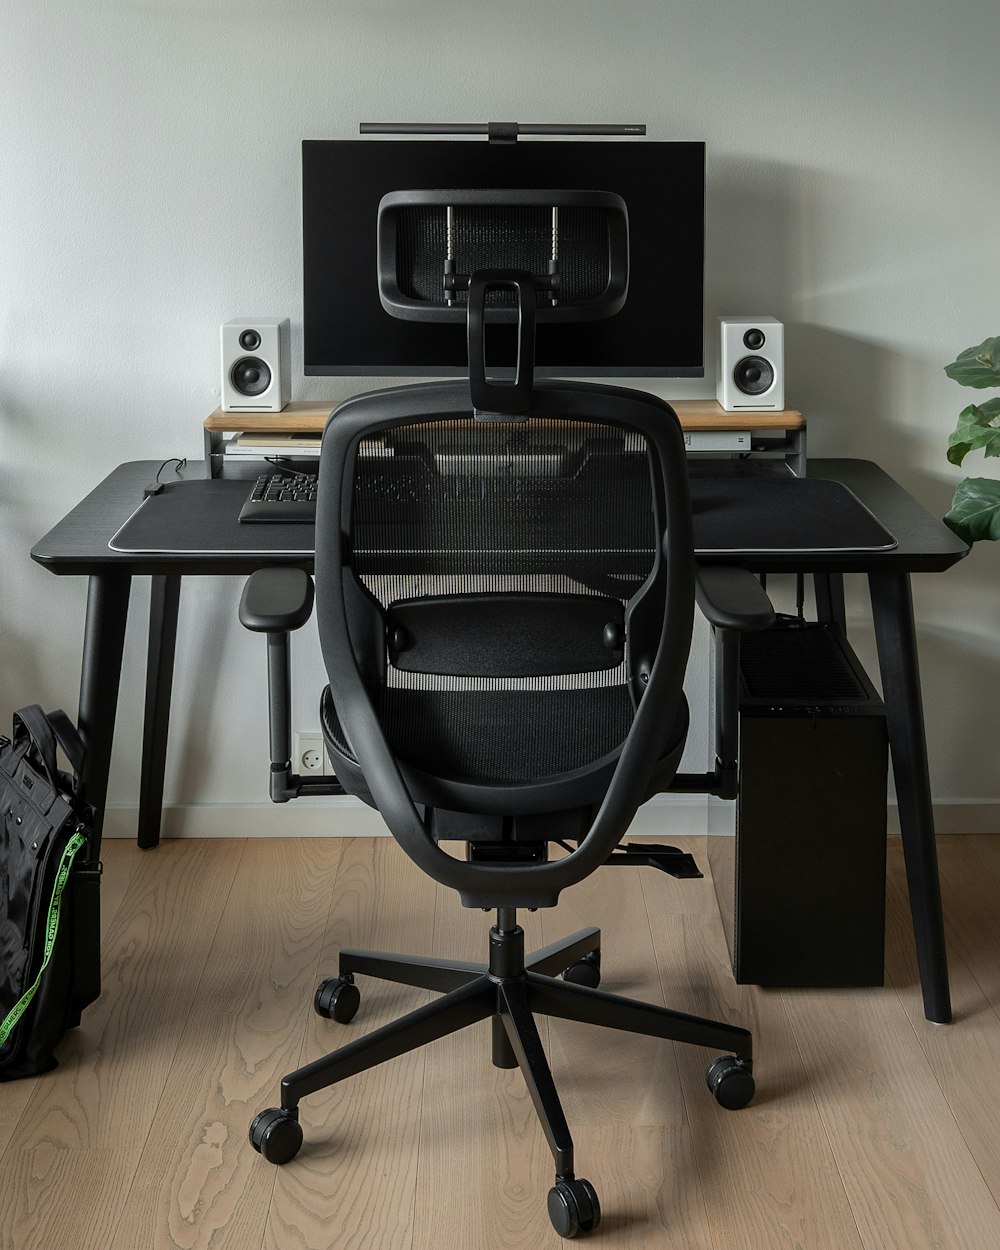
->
[467, 269, 536, 420]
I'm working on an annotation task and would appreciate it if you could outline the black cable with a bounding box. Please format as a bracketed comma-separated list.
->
[264, 457, 298, 473]
[144, 457, 187, 497]
[263, 456, 317, 481]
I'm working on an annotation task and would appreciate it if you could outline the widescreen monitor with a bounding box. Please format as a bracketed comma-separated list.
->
[302, 138, 705, 378]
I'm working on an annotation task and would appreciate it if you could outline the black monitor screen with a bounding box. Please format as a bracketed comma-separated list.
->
[302, 139, 705, 378]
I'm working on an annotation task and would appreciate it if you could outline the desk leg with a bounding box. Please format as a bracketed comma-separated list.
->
[138, 574, 181, 850]
[814, 573, 847, 628]
[78, 573, 132, 860]
[868, 570, 951, 1023]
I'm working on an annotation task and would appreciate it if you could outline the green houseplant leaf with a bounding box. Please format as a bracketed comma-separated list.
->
[944, 336, 1000, 388]
[944, 476, 1000, 544]
[946, 397, 1000, 466]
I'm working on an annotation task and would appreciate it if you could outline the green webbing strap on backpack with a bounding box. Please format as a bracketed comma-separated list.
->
[0, 828, 87, 1049]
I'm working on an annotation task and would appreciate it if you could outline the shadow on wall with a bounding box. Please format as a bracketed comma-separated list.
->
[705, 155, 954, 501]
[703, 156, 997, 815]
[166, 578, 253, 806]
[0, 619, 49, 719]
[915, 622, 1000, 811]
[785, 324, 949, 490]
[705, 155, 805, 329]
[849, 609, 1000, 816]
[705, 158, 909, 452]
[1, 385, 82, 712]
[782, 326, 1000, 813]
[786, 325, 900, 462]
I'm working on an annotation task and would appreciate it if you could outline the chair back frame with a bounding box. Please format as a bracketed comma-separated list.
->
[315, 378, 694, 909]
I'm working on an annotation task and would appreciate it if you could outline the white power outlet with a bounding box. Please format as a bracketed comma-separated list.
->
[294, 731, 325, 775]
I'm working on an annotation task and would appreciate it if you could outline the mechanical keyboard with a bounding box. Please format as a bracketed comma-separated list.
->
[238, 472, 318, 523]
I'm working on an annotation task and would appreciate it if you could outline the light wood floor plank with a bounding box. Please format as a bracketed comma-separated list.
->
[781, 840, 1000, 1250]
[642, 842, 866, 1250]
[410, 873, 552, 1250]
[0, 1056, 38, 1152]
[2, 834, 1000, 1250]
[0, 838, 243, 1250]
[539, 853, 681, 1129]
[264, 837, 439, 1250]
[537, 839, 719, 1246]
[952, 836, 1000, 1011]
[884, 839, 1000, 1212]
[104, 836, 346, 1250]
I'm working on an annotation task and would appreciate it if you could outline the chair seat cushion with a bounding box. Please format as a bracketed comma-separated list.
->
[321, 683, 688, 790]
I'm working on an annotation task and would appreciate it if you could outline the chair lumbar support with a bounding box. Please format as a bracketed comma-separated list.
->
[249, 908, 754, 1239]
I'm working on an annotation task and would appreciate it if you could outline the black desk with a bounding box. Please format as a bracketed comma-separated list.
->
[31, 457, 969, 1023]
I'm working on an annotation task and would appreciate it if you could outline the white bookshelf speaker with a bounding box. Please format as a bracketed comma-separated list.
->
[717, 316, 784, 411]
[221, 319, 291, 412]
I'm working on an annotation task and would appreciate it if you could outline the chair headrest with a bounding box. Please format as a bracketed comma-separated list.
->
[377, 188, 629, 324]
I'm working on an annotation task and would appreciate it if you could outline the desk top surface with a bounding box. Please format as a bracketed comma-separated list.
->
[204, 398, 806, 434]
[31, 457, 969, 577]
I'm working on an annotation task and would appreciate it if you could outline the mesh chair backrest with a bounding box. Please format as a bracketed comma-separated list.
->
[377, 190, 629, 321]
[316, 382, 693, 907]
[396, 206, 613, 307]
[339, 414, 659, 787]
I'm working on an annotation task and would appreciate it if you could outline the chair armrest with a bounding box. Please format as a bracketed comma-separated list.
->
[695, 565, 775, 632]
[239, 568, 315, 632]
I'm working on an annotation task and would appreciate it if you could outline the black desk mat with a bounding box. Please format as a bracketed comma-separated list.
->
[110, 480, 315, 553]
[109, 475, 896, 556]
[691, 476, 896, 552]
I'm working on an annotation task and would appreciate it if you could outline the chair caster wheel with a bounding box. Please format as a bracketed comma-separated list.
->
[706, 1056, 755, 1110]
[249, 1108, 303, 1165]
[562, 951, 601, 989]
[547, 1177, 601, 1238]
[314, 974, 361, 1022]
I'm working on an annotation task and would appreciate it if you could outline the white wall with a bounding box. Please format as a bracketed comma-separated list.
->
[2, 0, 998, 831]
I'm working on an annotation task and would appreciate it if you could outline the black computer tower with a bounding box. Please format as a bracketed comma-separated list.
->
[708, 622, 888, 987]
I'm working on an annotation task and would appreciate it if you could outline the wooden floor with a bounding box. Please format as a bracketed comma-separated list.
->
[4, 834, 1000, 1249]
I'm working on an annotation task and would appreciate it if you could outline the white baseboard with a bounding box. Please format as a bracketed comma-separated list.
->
[103, 797, 393, 840]
[894, 802, 1000, 836]
[99, 795, 1000, 841]
[101, 794, 710, 841]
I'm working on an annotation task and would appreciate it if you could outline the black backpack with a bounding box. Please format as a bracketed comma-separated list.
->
[0, 706, 102, 1080]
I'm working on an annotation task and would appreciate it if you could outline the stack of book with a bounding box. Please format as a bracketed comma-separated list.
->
[222, 432, 322, 460]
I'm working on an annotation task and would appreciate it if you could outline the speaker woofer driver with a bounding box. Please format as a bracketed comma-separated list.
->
[733, 355, 774, 396]
[231, 356, 271, 397]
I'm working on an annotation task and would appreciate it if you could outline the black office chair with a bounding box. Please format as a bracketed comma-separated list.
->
[240, 193, 766, 1237]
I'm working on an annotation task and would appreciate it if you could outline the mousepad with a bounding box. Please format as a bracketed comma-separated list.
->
[689, 476, 896, 553]
[109, 475, 897, 556]
[110, 480, 315, 554]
